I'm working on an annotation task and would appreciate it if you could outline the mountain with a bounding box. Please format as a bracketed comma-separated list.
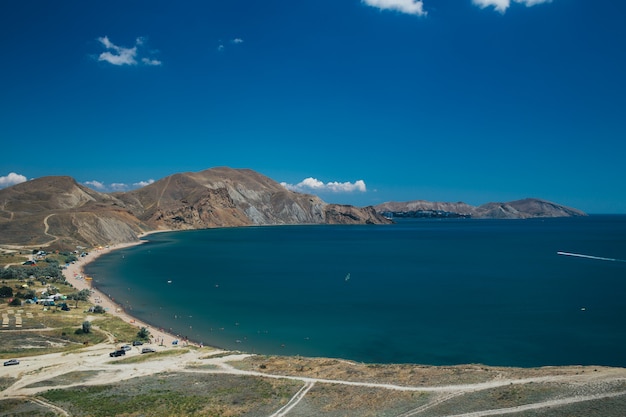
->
[0, 168, 389, 250]
[0, 168, 587, 250]
[0, 176, 149, 249]
[375, 198, 587, 219]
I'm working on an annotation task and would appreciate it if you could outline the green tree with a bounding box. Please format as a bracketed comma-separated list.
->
[82, 321, 91, 334]
[137, 327, 150, 340]
[64, 255, 78, 264]
[0, 286, 13, 298]
[68, 289, 91, 308]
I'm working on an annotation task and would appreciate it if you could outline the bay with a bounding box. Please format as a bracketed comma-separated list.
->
[85, 215, 626, 367]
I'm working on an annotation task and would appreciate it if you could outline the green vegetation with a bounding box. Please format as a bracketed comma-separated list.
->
[82, 320, 92, 334]
[0, 262, 64, 283]
[67, 289, 91, 307]
[0, 252, 28, 267]
[40, 373, 301, 417]
[0, 285, 13, 298]
[137, 326, 150, 340]
[93, 316, 142, 343]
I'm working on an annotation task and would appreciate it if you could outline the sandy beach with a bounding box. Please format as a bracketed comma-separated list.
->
[62, 233, 188, 347]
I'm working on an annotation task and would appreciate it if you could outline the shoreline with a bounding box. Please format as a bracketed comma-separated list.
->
[62, 231, 199, 348]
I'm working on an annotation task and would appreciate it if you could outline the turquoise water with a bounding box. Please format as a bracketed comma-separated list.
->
[85, 216, 626, 367]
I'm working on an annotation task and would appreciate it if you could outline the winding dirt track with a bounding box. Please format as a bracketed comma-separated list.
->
[2, 341, 626, 416]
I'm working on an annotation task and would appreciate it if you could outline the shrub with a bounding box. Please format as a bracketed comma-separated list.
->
[82, 321, 92, 334]
[137, 327, 150, 340]
[0, 286, 13, 298]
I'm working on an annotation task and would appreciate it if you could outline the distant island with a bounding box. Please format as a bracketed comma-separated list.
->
[0, 167, 585, 251]
[374, 198, 586, 219]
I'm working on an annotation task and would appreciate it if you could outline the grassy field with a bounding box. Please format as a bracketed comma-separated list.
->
[40, 373, 303, 417]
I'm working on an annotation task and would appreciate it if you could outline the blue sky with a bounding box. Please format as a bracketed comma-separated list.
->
[1, 1, 625, 213]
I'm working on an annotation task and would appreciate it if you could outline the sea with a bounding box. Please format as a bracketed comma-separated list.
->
[84, 215, 626, 368]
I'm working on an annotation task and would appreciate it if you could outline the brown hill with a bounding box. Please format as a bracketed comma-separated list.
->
[0, 176, 148, 249]
[375, 198, 587, 219]
[0, 168, 390, 250]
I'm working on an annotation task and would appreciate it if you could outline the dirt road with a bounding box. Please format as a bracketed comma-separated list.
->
[2, 339, 626, 416]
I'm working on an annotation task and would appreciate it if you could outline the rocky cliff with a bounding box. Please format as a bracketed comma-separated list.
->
[0, 168, 390, 250]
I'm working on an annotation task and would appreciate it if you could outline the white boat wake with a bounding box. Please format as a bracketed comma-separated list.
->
[557, 251, 626, 263]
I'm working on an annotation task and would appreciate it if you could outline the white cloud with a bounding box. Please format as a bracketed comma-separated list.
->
[97, 36, 161, 66]
[85, 180, 106, 190]
[141, 57, 162, 66]
[0, 172, 27, 188]
[97, 36, 138, 65]
[110, 183, 130, 191]
[472, 0, 551, 13]
[217, 38, 244, 52]
[516, 0, 552, 6]
[133, 179, 155, 188]
[281, 178, 367, 193]
[84, 179, 155, 192]
[362, 0, 427, 16]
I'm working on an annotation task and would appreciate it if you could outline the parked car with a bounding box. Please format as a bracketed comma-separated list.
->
[141, 347, 156, 354]
[121, 344, 132, 351]
[109, 350, 126, 357]
[132, 340, 144, 346]
[3, 359, 20, 366]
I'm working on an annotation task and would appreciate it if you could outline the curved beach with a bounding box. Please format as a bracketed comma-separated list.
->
[61, 234, 191, 348]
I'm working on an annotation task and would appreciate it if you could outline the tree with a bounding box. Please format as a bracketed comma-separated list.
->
[0, 286, 13, 298]
[82, 321, 91, 334]
[137, 327, 150, 340]
[64, 254, 78, 264]
[68, 289, 91, 308]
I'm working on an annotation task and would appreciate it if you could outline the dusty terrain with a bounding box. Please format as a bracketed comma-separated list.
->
[2, 337, 626, 416]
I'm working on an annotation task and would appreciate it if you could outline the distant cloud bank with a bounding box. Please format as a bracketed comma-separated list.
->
[97, 36, 162, 66]
[0, 172, 27, 188]
[281, 178, 367, 193]
[84, 179, 155, 192]
[363, 0, 551, 15]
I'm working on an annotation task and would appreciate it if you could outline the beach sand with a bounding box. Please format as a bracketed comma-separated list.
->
[62, 234, 189, 347]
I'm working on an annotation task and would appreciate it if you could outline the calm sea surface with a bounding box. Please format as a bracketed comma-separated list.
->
[85, 216, 626, 367]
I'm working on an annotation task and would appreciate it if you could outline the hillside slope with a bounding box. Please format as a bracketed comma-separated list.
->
[0, 168, 389, 249]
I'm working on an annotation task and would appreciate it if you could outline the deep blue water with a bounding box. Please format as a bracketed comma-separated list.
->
[85, 216, 626, 367]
